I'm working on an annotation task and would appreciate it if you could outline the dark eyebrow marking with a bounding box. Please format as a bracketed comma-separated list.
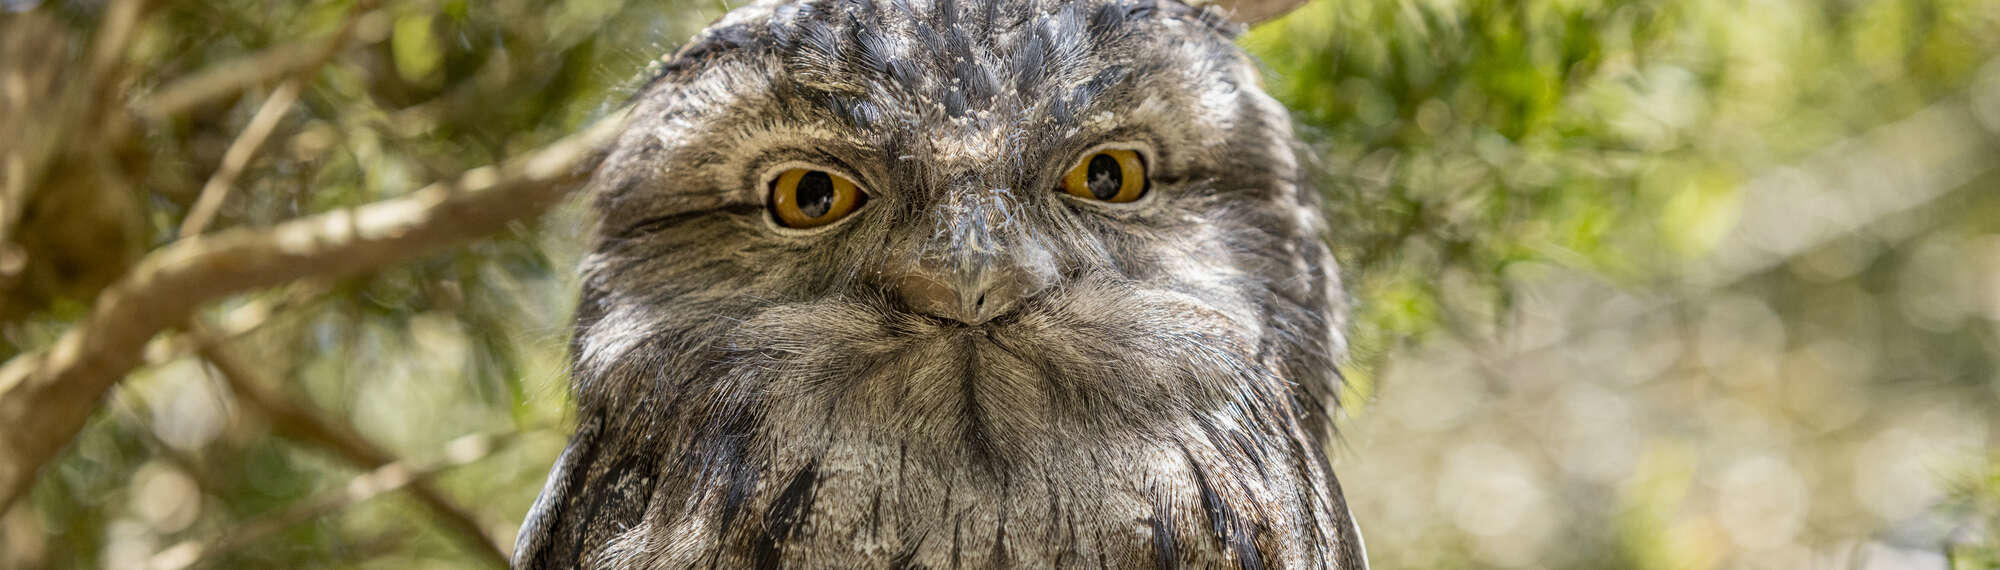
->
[615, 204, 763, 240]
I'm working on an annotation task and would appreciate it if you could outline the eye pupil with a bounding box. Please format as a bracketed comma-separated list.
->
[1059, 147, 1146, 203]
[794, 171, 836, 219]
[769, 168, 863, 229]
[1085, 153, 1123, 200]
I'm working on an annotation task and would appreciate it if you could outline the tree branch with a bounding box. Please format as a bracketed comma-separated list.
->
[178, 79, 302, 240]
[144, 432, 513, 570]
[0, 110, 625, 513]
[133, 2, 381, 121]
[190, 325, 509, 566]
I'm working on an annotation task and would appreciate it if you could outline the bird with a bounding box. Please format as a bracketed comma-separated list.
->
[514, 0, 1366, 567]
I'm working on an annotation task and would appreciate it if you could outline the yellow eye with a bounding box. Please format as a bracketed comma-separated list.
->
[769, 168, 864, 228]
[1061, 148, 1147, 203]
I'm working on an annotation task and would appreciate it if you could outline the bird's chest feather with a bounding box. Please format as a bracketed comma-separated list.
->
[587, 374, 1350, 570]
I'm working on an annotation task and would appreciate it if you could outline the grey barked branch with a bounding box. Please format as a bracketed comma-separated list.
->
[515, 0, 1367, 568]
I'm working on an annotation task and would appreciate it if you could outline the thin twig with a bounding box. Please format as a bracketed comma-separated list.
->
[85, 0, 150, 92]
[178, 80, 302, 239]
[187, 325, 510, 565]
[82, 0, 153, 154]
[140, 282, 328, 366]
[134, 1, 381, 121]
[143, 432, 514, 570]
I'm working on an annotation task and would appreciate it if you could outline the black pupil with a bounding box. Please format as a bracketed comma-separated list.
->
[795, 171, 836, 219]
[1085, 153, 1123, 200]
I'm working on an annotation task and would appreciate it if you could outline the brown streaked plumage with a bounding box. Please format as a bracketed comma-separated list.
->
[517, 0, 1366, 567]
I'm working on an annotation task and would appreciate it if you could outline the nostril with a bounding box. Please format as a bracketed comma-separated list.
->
[974, 292, 986, 310]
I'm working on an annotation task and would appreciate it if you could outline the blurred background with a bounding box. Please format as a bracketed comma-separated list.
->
[1, 0, 1998, 568]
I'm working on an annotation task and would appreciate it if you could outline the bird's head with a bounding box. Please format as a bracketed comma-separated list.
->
[570, 0, 1343, 452]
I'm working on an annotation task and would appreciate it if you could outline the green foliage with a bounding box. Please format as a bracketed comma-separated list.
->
[1247, 0, 2000, 378]
[1244, 0, 2000, 567]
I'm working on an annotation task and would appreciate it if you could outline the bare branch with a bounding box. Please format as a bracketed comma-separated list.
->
[189, 325, 509, 565]
[144, 432, 513, 570]
[141, 282, 328, 366]
[133, 3, 382, 121]
[0, 110, 626, 513]
[178, 80, 302, 239]
[81, 0, 153, 157]
[86, 0, 151, 91]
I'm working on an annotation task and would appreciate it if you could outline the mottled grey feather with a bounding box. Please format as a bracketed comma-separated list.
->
[517, 0, 1365, 568]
